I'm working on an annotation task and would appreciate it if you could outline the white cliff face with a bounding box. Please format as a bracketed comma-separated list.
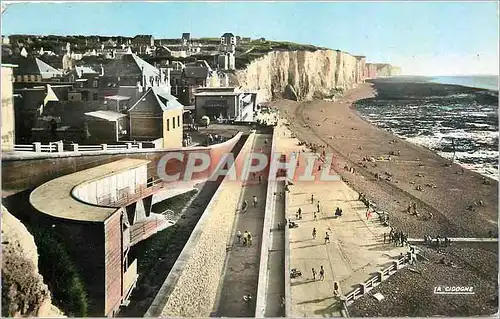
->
[232, 50, 366, 102]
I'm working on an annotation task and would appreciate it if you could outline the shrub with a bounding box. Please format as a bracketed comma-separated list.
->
[32, 228, 88, 317]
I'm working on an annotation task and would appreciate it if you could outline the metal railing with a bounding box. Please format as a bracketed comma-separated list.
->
[97, 179, 166, 207]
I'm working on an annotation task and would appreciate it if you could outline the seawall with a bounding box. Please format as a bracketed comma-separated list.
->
[145, 132, 256, 317]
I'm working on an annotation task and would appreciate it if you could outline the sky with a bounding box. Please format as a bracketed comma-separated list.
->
[1, 1, 499, 76]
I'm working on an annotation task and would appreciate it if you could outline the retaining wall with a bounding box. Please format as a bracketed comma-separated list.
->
[255, 128, 278, 317]
[145, 133, 256, 317]
[284, 185, 292, 317]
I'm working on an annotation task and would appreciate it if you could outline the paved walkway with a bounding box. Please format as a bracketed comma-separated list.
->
[215, 133, 272, 317]
[274, 120, 407, 318]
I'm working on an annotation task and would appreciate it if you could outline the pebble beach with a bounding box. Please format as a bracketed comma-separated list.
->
[271, 81, 498, 316]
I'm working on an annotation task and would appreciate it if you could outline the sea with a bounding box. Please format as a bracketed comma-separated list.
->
[356, 75, 499, 180]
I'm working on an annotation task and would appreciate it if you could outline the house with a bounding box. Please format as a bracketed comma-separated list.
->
[220, 32, 236, 53]
[2, 64, 17, 151]
[128, 86, 184, 148]
[84, 110, 128, 143]
[5, 55, 63, 83]
[132, 34, 154, 47]
[181, 33, 191, 45]
[194, 87, 257, 122]
[217, 53, 235, 70]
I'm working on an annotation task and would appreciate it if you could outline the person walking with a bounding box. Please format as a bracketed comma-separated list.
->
[242, 200, 248, 212]
[311, 194, 314, 204]
[383, 233, 386, 244]
[243, 231, 249, 246]
[324, 231, 330, 244]
[237, 230, 242, 244]
[312, 227, 317, 239]
[248, 232, 253, 246]
[319, 266, 325, 281]
[317, 201, 320, 213]
[313, 211, 317, 221]
[333, 281, 340, 296]
[312, 268, 317, 281]
[253, 195, 258, 207]
[258, 175, 262, 184]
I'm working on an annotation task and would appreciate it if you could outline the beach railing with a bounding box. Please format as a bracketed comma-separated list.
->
[342, 254, 408, 308]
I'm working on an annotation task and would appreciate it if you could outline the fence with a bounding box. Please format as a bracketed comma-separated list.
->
[95, 179, 166, 207]
[13, 141, 147, 153]
[342, 254, 409, 309]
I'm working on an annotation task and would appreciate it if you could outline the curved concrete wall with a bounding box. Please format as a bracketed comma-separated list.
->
[145, 133, 256, 317]
[2, 134, 242, 196]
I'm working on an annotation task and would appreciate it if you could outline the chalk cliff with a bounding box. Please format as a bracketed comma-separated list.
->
[1, 206, 65, 318]
[230, 50, 400, 101]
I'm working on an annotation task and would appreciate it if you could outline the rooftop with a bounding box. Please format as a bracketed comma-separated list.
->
[29, 159, 150, 222]
[105, 95, 131, 101]
[195, 91, 244, 97]
[85, 110, 127, 121]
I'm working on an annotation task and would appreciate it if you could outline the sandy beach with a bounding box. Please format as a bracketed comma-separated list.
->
[272, 83, 498, 238]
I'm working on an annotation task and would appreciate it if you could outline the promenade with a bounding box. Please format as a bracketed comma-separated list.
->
[274, 120, 407, 317]
[215, 133, 272, 317]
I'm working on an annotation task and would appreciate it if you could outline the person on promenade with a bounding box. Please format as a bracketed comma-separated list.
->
[243, 231, 249, 246]
[312, 268, 317, 281]
[237, 230, 242, 244]
[333, 281, 340, 296]
[312, 227, 317, 239]
[298, 208, 302, 219]
[317, 201, 321, 213]
[325, 232, 330, 244]
[319, 266, 325, 281]
[314, 212, 318, 221]
[383, 233, 386, 244]
[253, 196, 258, 207]
[242, 200, 248, 213]
[258, 175, 262, 184]
[248, 232, 253, 246]
[311, 194, 314, 204]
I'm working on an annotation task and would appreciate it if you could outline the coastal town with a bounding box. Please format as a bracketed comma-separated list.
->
[1, 12, 498, 319]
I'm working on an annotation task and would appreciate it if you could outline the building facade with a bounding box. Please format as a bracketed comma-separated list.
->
[194, 88, 256, 122]
[1, 64, 17, 151]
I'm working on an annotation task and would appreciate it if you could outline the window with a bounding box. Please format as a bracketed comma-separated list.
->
[93, 93, 98, 100]
[172, 117, 176, 129]
[177, 115, 180, 127]
[93, 80, 98, 88]
[166, 119, 170, 131]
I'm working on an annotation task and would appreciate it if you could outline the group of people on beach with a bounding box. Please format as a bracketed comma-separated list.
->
[385, 228, 409, 247]
[424, 235, 450, 247]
